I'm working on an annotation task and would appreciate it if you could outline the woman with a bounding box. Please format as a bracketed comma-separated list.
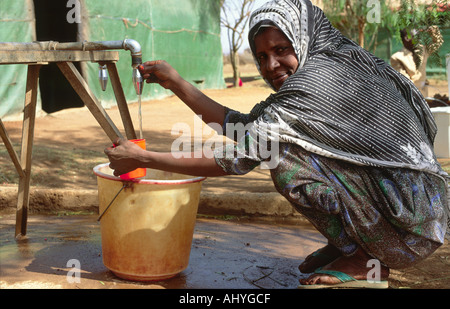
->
[105, 0, 449, 288]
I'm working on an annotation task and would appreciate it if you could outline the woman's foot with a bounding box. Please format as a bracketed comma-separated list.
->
[298, 244, 342, 273]
[299, 247, 389, 287]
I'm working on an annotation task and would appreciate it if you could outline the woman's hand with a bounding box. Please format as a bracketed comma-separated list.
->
[138, 60, 182, 90]
[104, 138, 146, 177]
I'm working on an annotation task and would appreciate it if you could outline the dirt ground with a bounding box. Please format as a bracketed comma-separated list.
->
[1, 64, 449, 289]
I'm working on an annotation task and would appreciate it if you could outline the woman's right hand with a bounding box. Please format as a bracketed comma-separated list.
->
[138, 60, 182, 90]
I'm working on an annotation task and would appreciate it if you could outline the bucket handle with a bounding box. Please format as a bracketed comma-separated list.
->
[97, 183, 125, 221]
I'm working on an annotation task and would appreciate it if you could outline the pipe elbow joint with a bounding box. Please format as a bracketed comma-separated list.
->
[123, 39, 142, 67]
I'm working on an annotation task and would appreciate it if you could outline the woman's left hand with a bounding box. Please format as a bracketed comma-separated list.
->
[104, 138, 146, 177]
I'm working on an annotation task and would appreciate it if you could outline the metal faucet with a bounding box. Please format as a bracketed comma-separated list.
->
[122, 39, 144, 96]
[132, 67, 143, 95]
[92, 39, 144, 94]
[98, 64, 108, 91]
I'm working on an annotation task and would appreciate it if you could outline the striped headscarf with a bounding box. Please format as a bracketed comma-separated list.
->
[245, 0, 447, 178]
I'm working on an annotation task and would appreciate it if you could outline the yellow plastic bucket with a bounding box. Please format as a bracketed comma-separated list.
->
[93, 163, 206, 281]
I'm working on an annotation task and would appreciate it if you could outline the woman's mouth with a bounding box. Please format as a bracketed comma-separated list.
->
[271, 73, 289, 89]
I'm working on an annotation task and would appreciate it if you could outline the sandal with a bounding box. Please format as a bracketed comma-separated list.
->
[297, 267, 389, 289]
[298, 245, 341, 273]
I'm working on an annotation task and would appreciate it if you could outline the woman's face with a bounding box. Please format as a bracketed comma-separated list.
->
[254, 27, 299, 90]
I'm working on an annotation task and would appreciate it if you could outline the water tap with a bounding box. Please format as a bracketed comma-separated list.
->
[98, 64, 108, 91]
[132, 65, 144, 95]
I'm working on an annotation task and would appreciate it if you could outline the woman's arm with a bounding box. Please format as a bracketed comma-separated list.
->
[140, 60, 260, 140]
[140, 60, 226, 126]
[105, 138, 227, 177]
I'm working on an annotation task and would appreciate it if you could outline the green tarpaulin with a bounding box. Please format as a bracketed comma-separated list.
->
[0, 0, 37, 118]
[83, 0, 225, 108]
[0, 0, 225, 118]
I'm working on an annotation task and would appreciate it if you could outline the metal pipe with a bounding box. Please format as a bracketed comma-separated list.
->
[0, 39, 144, 95]
[122, 39, 142, 68]
[0, 39, 143, 67]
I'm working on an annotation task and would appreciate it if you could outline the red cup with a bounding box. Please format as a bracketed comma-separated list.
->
[118, 139, 147, 180]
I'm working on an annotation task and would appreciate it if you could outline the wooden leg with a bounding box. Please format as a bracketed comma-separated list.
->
[0, 119, 25, 179]
[57, 61, 123, 142]
[106, 62, 137, 140]
[15, 64, 40, 237]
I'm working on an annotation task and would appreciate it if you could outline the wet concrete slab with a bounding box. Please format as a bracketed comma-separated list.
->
[0, 214, 325, 290]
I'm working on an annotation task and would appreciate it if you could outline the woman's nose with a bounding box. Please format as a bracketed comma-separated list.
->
[266, 55, 280, 71]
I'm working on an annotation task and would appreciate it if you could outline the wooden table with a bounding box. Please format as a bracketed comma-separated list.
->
[0, 50, 137, 237]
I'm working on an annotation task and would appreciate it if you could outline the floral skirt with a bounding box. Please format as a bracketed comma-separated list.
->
[270, 143, 448, 269]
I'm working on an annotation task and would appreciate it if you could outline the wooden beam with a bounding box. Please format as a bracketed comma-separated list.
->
[0, 119, 25, 179]
[57, 61, 123, 142]
[0, 50, 119, 65]
[15, 64, 40, 237]
[106, 62, 137, 140]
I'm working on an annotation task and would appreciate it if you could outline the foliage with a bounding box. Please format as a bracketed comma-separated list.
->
[394, 0, 450, 31]
[322, 0, 449, 57]
[392, 0, 449, 66]
[322, 0, 395, 48]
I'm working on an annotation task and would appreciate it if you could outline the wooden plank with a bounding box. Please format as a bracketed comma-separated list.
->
[57, 61, 123, 142]
[16, 64, 40, 237]
[106, 62, 137, 140]
[0, 119, 25, 178]
[0, 50, 119, 65]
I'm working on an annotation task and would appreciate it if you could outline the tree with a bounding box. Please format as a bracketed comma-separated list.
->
[393, 0, 449, 66]
[322, 0, 448, 59]
[395, 0, 450, 31]
[322, 0, 393, 49]
[221, 0, 255, 87]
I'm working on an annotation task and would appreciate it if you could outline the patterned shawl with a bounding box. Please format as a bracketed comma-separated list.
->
[244, 0, 447, 178]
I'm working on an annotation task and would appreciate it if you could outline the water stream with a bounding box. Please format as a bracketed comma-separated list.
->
[138, 94, 143, 139]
